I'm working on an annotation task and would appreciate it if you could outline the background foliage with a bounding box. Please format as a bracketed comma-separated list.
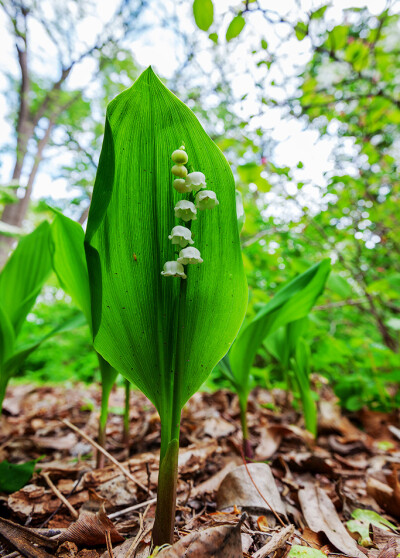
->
[1, 0, 399, 414]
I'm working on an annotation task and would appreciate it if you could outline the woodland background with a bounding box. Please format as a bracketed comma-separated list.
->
[1, 0, 399, 413]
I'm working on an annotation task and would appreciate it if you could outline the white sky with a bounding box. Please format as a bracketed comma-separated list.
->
[0, 0, 394, 207]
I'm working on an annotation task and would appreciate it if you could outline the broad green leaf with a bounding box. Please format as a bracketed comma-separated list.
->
[193, 0, 214, 31]
[226, 15, 246, 42]
[229, 260, 330, 396]
[0, 304, 15, 365]
[85, 68, 248, 438]
[50, 210, 92, 324]
[0, 458, 41, 493]
[0, 222, 52, 336]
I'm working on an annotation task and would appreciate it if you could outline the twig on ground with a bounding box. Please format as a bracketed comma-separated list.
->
[105, 530, 113, 558]
[125, 504, 153, 558]
[41, 471, 79, 519]
[61, 418, 150, 494]
[252, 525, 295, 558]
[108, 497, 157, 520]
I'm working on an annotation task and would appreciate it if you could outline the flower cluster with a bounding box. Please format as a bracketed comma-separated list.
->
[161, 146, 219, 279]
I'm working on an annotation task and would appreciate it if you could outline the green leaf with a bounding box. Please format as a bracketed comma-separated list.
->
[3, 311, 86, 379]
[326, 25, 349, 50]
[295, 21, 309, 41]
[347, 509, 397, 547]
[50, 210, 92, 324]
[289, 545, 327, 558]
[209, 32, 218, 44]
[0, 304, 15, 365]
[193, 0, 214, 32]
[0, 458, 41, 493]
[0, 222, 52, 336]
[85, 67, 248, 445]
[226, 15, 246, 42]
[235, 190, 245, 232]
[310, 5, 328, 19]
[228, 260, 330, 398]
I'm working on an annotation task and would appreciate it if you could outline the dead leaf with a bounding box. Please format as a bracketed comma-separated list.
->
[298, 483, 366, 558]
[191, 460, 240, 498]
[0, 516, 56, 558]
[377, 537, 400, 558]
[367, 475, 400, 519]
[217, 463, 286, 517]
[157, 522, 243, 557]
[203, 416, 236, 438]
[57, 499, 124, 546]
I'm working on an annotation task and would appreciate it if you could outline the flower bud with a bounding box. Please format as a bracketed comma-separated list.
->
[195, 190, 219, 210]
[174, 200, 197, 222]
[171, 149, 188, 164]
[177, 247, 203, 265]
[168, 225, 194, 248]
[161, 261, 187, 279]
[185, 172, 206, 192]
[173, 178, 191, 194]
[171, 164, 188, 178]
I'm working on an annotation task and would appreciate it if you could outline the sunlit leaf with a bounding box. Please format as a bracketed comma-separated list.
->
[0, 221, 52, 336]
[193, 0, 214, 31]
[226, 15, 246, 42]
[85, 67, 248, 441]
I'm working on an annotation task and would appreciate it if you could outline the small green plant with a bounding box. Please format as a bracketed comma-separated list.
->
[50, 210, 119, 467]
[265, 318, 318, 435]
[84, 67, 248, 545]
[219, 259, 331, 457]
[0, 222, 84, 410]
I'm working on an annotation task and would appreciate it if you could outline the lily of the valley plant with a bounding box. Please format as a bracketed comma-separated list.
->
[84, 67, 248, 547]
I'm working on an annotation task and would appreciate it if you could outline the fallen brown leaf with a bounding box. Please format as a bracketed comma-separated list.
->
[217, 463, 286, 518]
[57, 499, 124, 546]
[157, 522, 243, 557]
[298, 483, 366, 558]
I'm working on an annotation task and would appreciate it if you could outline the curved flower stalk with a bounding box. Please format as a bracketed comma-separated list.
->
[162, 147, 218, 281]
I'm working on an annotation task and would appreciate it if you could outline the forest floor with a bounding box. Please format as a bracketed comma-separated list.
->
[0, 381, 400, 558]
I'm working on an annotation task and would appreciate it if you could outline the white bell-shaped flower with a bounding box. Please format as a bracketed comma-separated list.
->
[195, 190, 219, 210]
[177, 247, 203, 265]
[173, 178, 191, 194]
[185, 172, 206, 192]
[168, 226, 194, 248]
[174, 200, 197, 222]
[161, 261, 187, 279]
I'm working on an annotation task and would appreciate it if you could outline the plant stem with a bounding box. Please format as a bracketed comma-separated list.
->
[152, 275, 187, 546]
[0, 371, 9, 413]
[152, 437, 179, 548]
[123, 378, 130, 447]
[239, 395, 253, 460]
